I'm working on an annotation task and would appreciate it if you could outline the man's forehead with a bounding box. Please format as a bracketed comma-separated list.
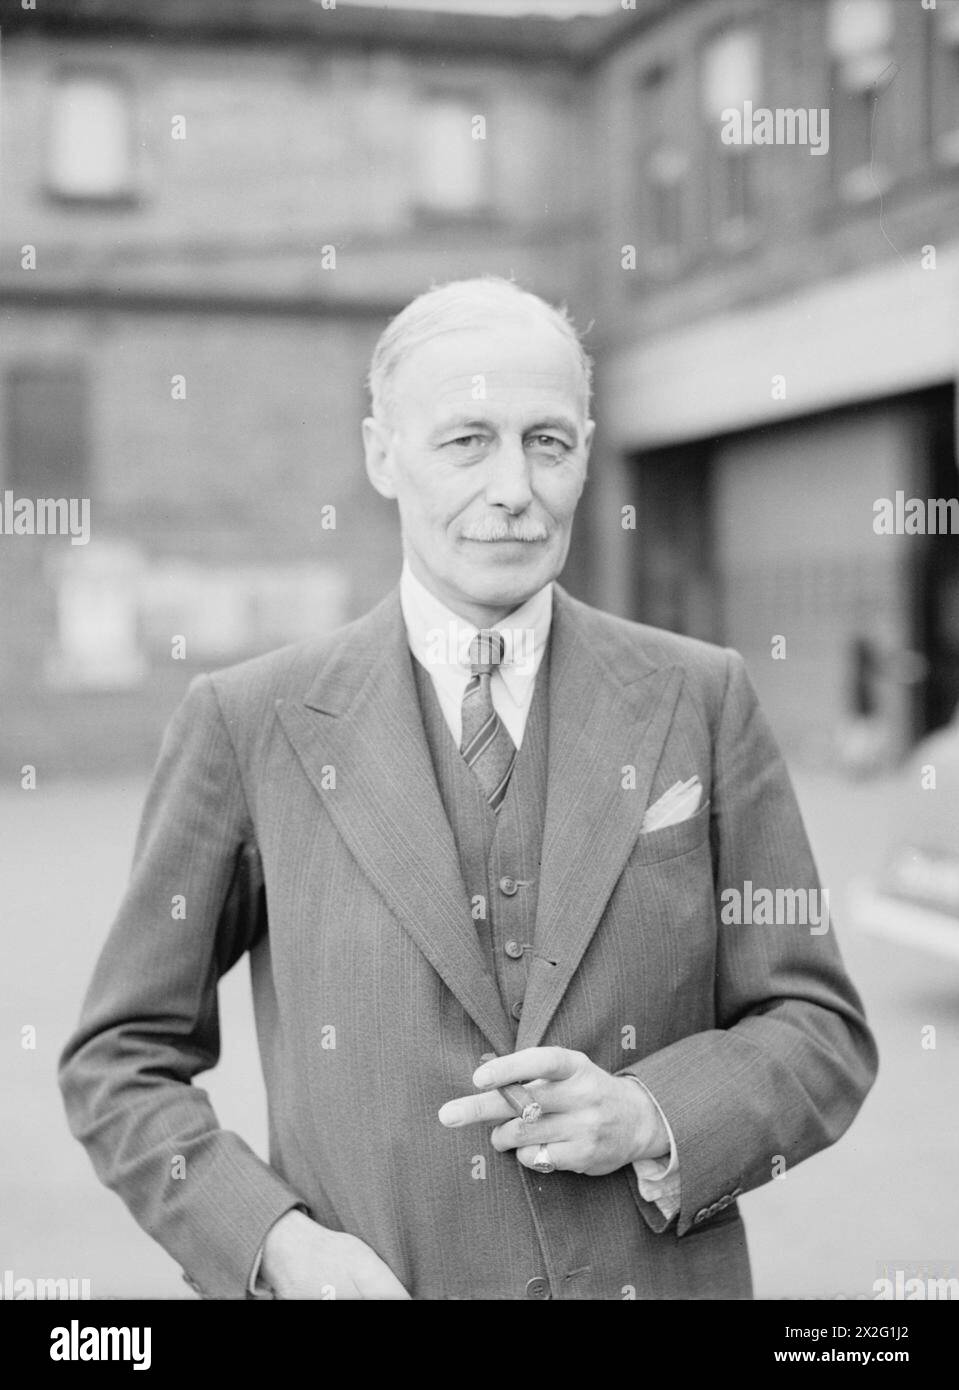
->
[425, 369, 582, 407]
[393, 319, 584, 397]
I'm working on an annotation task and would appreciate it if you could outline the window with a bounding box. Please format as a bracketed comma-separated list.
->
[635, 63, 688, 271]
[701, 26, 762, 244]
[46, 71, 137, 204]
[827, 0, 895, 200]
[648, 146, 686, 249]
[416, 93, 489, 217]
[931, 0, 959, 164]
[5, 363, 89, 498]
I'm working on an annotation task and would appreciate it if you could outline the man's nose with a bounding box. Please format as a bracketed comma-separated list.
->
[484, 438, 534, 512]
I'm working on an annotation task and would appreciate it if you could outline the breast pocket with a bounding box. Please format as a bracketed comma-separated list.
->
[609, 798, 717, 1038]
[630, 799, 711, 866]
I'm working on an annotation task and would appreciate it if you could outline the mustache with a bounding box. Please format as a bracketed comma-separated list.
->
[459, 517, 550, 542]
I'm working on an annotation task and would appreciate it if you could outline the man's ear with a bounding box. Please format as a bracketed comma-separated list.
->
[582, 417, 596, 462]
[579, 417, 596, 487]
[362, 416, 398, 500]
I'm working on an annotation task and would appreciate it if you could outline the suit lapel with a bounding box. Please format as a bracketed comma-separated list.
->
[517, 587, 684, 1050]
[275, 588, 516, 1056]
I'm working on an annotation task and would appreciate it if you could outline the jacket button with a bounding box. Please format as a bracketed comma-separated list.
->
[505, 940, 524, 959]
[499, 876, 519, 896]
[511, 1000, 524, 1020]
[525, 1277, 550, 1299]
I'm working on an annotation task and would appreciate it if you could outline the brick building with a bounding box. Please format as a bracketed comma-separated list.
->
[1, 0, 957, 773]
[589, 0, 959, 761]
[0, 0, 613, 771]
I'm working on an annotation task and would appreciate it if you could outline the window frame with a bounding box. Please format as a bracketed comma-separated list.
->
[698, 20, 765, 251]
[825, 0, 897, 203]
[43, 63, 141, 209]
[410, 85, 497, 226]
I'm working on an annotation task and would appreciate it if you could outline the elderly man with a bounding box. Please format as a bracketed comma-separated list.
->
[60, 277, 877, 1301]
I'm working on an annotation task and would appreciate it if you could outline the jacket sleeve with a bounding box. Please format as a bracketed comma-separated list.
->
[622, 649, 879, 1238]
[58, 673, 308, 1298]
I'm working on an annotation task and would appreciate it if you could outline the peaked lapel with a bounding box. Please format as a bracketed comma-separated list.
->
[516, 586, 685, 1050]
[275, 588, 516, 1056]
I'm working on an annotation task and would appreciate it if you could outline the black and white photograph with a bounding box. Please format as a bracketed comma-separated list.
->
[2, 0, 958, 1345]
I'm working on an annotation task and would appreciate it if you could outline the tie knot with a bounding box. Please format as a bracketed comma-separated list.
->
[468, 629, 506, 675]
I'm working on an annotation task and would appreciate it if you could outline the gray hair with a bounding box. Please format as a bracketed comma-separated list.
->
[367, 276, 593, 425]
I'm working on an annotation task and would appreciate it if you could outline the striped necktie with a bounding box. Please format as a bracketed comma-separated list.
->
[460, 630, 517, 815]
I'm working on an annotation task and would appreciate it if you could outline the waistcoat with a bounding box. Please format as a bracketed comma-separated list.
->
[411, 643, 549, 1037]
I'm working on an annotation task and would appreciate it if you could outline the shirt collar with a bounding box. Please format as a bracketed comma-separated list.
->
[400, 559, 552, 704]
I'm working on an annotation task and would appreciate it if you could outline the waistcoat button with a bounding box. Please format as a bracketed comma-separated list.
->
[511, 1000, 524, 1020]
[499, 876, 519, 896]
[504, 940, 524, 959]
[525, 1277, 550, 1300]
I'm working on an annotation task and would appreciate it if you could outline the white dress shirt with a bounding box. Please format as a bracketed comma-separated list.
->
[400, 560, 552, 749]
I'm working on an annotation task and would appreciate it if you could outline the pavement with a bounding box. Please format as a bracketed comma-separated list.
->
[2, 768, 958, 1299]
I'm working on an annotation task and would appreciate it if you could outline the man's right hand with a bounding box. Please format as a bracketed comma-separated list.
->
[260, 1210, 411, 1300]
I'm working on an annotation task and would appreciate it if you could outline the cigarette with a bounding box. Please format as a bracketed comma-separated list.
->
[479, 1053, 542, 1123]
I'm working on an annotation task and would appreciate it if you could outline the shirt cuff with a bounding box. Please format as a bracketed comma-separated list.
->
[248, 1241, 272, 1298]
[247, 1204, 310, 1298]
[619, 1071, 682, 1222]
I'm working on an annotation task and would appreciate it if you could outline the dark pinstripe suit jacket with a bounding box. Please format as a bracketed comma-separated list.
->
[59, 584, 878, 1299]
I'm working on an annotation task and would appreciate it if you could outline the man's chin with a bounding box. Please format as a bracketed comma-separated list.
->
[454, 547, 556, 602]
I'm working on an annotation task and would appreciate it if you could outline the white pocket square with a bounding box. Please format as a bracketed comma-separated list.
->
[641, 776, 703, 833]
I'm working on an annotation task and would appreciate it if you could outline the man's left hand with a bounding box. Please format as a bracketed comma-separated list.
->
[437, 1047, 669, 1176]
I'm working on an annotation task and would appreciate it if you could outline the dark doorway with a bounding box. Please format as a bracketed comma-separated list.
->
[627, 441, 719, 644]
[917, 384, 959, 735]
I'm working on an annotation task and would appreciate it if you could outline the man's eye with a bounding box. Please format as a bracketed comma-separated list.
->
[527, 434, 568, 450]
[447, 435, 486, 448]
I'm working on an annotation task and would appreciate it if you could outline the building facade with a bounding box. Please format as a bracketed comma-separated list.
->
[0, 0, 608, 772]
[591, 0, 959, 762]
[1, 0, 957, 773]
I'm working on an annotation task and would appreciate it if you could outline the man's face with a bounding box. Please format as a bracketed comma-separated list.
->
[362, 314, 594, 624]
